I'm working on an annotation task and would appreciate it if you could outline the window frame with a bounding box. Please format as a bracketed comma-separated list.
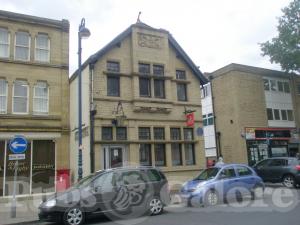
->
[139, 77, 151, 97]
[171, 143, 182, 166]
[267, 108, 273, 120]
[154, 79, 165, 98]
[184, 143, 195, 165]
[34, 34, 50, 62]
[116, 127, 127, 140]
[0, 28, 10, 58]
[154, 144, 166, 167]
[184, 128, 194, 140]
[0, 79, 8, 114]
[273, 109, 280, 120]
[33, 81, 49, 115]
[139, 144, 152, 166]
[107, 75, 120, 97]
[138, 63, 151, 75]
[138, 127, 151, 140]
[101, 127, 113, 140]
[107, 61, 120, 73]
[177, 83, 187, 101]
[14, 31, 30, 61]
[154, 127, 165, 140]
[12, 80, 29, 114]
[170, 128, 181, 140]
[176, 70, 186, 80]
[153, 64, 164, 76]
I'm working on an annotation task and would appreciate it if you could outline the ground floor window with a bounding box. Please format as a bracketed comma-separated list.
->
[155, 144, 166, 167]
[185, 144, 195, 165]
[139, 144, 151, 166]
[171, 143, 182, 166]
[0, 139, 55, 196]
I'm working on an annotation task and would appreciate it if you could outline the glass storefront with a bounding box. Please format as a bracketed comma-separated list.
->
[0, 139, 55, 196]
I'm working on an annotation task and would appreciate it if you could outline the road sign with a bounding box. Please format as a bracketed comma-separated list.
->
[9, 136, 28, 154]
[9, 154, 25, 161]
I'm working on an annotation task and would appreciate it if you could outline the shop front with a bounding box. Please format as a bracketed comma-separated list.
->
[245, 127, 300, 166]
[0, 139, 56, 197]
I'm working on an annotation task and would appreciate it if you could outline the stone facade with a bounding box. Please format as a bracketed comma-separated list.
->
[210, 63, 300, 165]
[0, 10, 69, 196]
[70, 22, 207, 185]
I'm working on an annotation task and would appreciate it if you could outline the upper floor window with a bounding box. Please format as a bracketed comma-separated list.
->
[154, 79, 165, 98]
[176, 70, 186, 80]
[0, 79, 8, 113]
[35, 34, 50, 62]
[139, 127, 151, 140]
[264, 78, 290, 93]
[203, 113, 214, 126]
[267, 108, 273, 120]
[153, 65, 164, 76]
[102, 127, 113, 140]
[138, 63, 150, 74]
[177, 83, 187, 101]
[267, 108, 294, 121]
[170, 128, 181, 140]
[116, 127, 127, 140]
[107, 76, 120, 97]
[13, 80, 29, 114]
[139, 78, 151, 97]
[15, 32, 30, 61]
[107, 61, 120, 73]
[154, 127, 165, 140]
[0, 28, 9, 58]
[277, 81, 290, 93]
[33, 81, 49, 114]
[201, 85, 211, 98]
[184, 128, 194, 140]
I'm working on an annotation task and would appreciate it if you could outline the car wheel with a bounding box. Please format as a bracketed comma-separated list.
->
[282, 175, 296, 188]
[251, 185, 264, 200]
[149, 197, 163, 215]
[63, 207, 85, 225]
[204, 190, 219, 207]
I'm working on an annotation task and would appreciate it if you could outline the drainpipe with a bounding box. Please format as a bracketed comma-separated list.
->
[89, 63, 96, 173]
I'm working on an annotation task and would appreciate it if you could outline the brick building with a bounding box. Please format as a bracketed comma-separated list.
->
[208, 63, 300, 165]
[70, 22, 208, 183]
[0, 10, 70, 196]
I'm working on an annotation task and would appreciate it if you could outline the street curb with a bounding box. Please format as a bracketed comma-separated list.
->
[3, 220, 40, 225]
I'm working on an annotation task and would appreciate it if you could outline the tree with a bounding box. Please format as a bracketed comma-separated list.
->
[260, 0, 300, 74]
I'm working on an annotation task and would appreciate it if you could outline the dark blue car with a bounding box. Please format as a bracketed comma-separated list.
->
[180, 164, 264, 206]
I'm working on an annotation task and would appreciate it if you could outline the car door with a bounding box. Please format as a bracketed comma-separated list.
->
[217, 166, 237, 199]
[92, 171, 117, 212]
[254, 159, 271, 181]
[266, 159, 287, 182]
[235, 165, 256, 194]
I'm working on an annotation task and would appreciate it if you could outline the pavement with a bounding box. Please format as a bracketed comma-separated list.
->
[1, 183, 299, 225]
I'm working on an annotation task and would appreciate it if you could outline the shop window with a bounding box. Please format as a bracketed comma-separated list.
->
[107, 76, 120, 97]
[35, 34, 50, 62]
[184, 143, 195, 165]
[171, 143, 182, 166]
[5, 142, 31, 196]
[15, 31, 30, 61]
[139, 144, 151, 166]
[0, 141, 4, 196]
[154, 79, 165, 98]
[13, 80, 29, 114]
[184, 128, 194, 140]
[0, 28, 9, 58]
[107, 61, 120, 73]
[116, 127, 127, 140]
[154, 127, 165, 140]
[177, 83, 187, 101]
[102, 127, 113, 140]
[0, 79, 8, 114]
[170, 128, 181, 140]
[271, 147, 288, 157]
[281, 110, 287, 120]
[31, 140, 55, 194]
[33, 81, 49, 114]
[287, 110, 294, 121]
[176, 70, 186, 80]
[267, 108, 273, 120]
[273, 109, 280, 120]
[139, 127, 151, 140]
[155, 144, 166, 167]
[153, 65, 164, 76]
[138, 63, 150, 74]
[139, 78, 151, 97]
[263, 79, 269, 91]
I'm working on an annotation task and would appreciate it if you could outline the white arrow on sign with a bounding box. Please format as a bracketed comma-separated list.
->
[11, 142, 26, 149]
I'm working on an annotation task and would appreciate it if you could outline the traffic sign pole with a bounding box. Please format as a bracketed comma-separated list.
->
[11, 160, 18, 218]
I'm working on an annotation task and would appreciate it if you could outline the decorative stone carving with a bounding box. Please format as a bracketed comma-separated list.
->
[138, 33, 162, 49]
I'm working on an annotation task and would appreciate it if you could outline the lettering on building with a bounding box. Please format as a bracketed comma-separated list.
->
[138, 33, 162, 49]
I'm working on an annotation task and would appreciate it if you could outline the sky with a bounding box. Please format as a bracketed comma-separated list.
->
[1, 0, 292, 75]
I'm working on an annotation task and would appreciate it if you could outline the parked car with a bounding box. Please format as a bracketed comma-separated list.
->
[253, 157, 300, 188]
[180, 164, 264, 207]
[39, 167, 170, 225]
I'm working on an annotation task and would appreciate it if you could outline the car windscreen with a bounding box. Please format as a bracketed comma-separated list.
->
[73, 173, 100, 188]
[194, 168, 220, 181]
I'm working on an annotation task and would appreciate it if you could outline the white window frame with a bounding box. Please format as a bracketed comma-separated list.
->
[33, 81, 49, 115]
[14, 31, 30, 61]
[12, 80, 29, 114]
[0, 79, 8, 114]
[34, 34, 50, 62]
[0, 28, 10, 58]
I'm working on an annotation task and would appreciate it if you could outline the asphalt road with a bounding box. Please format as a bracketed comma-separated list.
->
[38, 185, 300, 225]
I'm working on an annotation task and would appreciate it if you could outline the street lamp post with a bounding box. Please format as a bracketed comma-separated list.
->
[78, 18, 91, 181]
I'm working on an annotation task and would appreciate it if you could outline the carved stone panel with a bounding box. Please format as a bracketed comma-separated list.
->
[138, 33, 162, 49]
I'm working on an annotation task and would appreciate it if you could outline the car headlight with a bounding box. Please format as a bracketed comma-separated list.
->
[44, 199, 56, 208]
[196, 182, 205, 189]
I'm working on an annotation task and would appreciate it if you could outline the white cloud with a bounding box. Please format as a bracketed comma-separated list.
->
[1, 0, 292, 75]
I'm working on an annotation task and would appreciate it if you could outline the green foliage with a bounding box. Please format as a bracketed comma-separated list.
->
[260, 0, 300, 73]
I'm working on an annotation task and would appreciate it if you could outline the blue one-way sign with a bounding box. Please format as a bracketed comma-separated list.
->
[9, 136, 28, 154]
